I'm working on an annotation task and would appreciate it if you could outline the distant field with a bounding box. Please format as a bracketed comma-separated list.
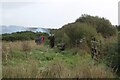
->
[2, 40, 117, 78]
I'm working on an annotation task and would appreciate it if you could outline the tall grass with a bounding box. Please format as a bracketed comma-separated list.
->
[42, 59, 71, 78]
[2, 40, 36, 60]
[2, 40, 36, 52]
[43, 57, 115, 78]
[41, 57, 116, 78]
[2, 40, 117, 78]
[3, 60, 41, 78]
[2, 59, 116, 78]
[72, 62, 115, 78]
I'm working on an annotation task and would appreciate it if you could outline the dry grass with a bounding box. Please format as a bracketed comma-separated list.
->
[21, 41, 32, 58]
[2, 40, 37, 59]
[2, 59, 116, 78]
[2, 40, 36, 51]
[2, 40, 45, 78]
[2, 43, 11, 61]
[41, 58, 115, 78]
[2, 60, 41, 78]
[2, 40, 116, 78]
[42, 59, 71, 78]
[72, 62, 115, 78]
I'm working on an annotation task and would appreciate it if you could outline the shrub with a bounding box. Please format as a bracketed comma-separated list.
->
[76, 14, 117, 38]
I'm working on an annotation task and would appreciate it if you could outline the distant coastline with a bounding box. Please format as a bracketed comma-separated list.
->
[0, 25, 50, 34]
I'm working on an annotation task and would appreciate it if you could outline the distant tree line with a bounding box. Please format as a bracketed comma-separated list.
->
[1, 31, 49, 41]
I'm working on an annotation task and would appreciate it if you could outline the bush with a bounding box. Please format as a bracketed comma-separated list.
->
[103, 36, 120, 76]
[53, 22, 102, 49]
[76, 14, 117, 38]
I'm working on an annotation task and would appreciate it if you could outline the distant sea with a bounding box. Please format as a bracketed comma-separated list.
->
[0, 25, 50, 34]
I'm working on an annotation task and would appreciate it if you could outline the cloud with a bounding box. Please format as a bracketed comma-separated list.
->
[0, 0, 119, 28]
[119, 1, 120, 25]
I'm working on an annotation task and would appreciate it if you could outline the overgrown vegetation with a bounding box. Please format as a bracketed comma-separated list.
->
[2, 14, 120, 78]
[51, 14, 119, 76]
[2, 41, 117, 78]
[76, 14, 117, 38]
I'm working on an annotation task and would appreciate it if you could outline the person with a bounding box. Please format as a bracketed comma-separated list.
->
[35, 35, 41, 45]
[38, 35, 41, 44]
[91, 37, 96, 59]
[41, 35, 45, 43]
[49, 34, 55, 48]
[76, 39, 79, 47]
[59, 42, 65, 51]
[91, 37, 100, 61]
[35, 36, 39, 45]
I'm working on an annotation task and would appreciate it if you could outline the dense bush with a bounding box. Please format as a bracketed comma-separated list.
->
[118, 25, 120, 31]
[53, 22, 103, 50]
[76, 14, 117, 38]
[117, 33, 120, 75]
[51, 14, 119, 76]
[52, 14, 117, 47]
[63, 22, 99, 44]
[102, 36, 120, 76]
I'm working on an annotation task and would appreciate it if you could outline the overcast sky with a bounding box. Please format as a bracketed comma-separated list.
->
[0, 0, 119, 28]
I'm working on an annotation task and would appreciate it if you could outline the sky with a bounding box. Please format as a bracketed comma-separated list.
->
[0, 0, 119, 29]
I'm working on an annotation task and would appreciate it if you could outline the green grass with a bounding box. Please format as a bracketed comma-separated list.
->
[2, 43, 117, 78]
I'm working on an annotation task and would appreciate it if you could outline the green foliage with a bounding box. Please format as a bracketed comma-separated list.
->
[51, 14, 119, 76]
[2, 14, 119, 77]
[117, 25, 120, 31]
[2, 40, 118, 78]
[103, 37, 120, 76]
[53, 22, 103, 49]
[76, 14, 117, 38]
[2, 31, 49, 41]
[52, 14, 117, 49]
[2, 31, 35, 41]
[117, 33, 120, 75]
[65, 23, 98, 43]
